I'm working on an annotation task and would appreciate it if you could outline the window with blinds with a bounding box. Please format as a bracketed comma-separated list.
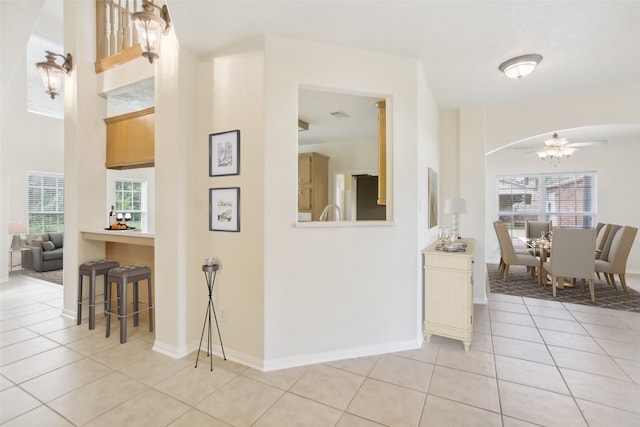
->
[27, 33, 64, 119]
[28, 172, 65, 233]
[115, 179, 147, 229]
[497, 173, 596, 238]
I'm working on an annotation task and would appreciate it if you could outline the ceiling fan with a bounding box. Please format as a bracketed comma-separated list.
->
[515, 132, 607, 164]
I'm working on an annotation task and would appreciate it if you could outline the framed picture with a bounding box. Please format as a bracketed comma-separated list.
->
[209, 130, 240, 176]
[428, 167, 438, 228]
[209, 187, 240, 232]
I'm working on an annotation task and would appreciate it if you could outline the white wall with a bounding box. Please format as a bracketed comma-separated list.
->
[261, 36, 437, 369]
[191, 37, 267, 365]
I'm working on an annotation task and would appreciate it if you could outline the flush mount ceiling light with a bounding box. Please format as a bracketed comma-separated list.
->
[35, 51, 73, 99]
[132, 0, 171, 63]
[499, 54, 543, 79]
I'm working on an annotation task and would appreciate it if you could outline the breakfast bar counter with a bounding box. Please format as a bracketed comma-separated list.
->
[81, 229, 154, 246]
[81, 229, 155, 324]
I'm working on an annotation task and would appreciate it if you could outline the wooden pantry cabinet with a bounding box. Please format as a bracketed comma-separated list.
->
[105, 107, 154, 169]
[423, 238, 474, 351]
[298, 152, 328, 221]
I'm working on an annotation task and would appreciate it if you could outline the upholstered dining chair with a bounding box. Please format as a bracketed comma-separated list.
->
[595, 223, 612, 260]
[543, 227, 596, 301]
[595, 226, 638, 294]
[595, 224, 621, 280]
[494, 221, 539, 280]
[525, 220, 552, 256]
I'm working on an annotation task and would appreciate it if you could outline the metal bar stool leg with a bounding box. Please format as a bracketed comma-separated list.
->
[88, 271, 97, 329]
[106, 278, 112, 338]
[133, 280, 140, 327]
[147, 276, 154, 332]
[77, 272, 83, 325]
[119, 279, 127, 344]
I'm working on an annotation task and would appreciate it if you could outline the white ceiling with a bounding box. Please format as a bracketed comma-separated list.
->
[168, 0, 640, 111]
[165, 0, 640, 148]
[39, 0, 640, 146]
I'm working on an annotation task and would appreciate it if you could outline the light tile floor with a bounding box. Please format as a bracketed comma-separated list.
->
[1, 271, 640, 426]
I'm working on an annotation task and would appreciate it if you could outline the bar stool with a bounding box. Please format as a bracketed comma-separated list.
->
[105, 264, 153, 343]
[77, 259, 120, 329]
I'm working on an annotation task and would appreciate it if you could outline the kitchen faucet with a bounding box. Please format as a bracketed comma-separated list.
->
[319, 204, 342, 221]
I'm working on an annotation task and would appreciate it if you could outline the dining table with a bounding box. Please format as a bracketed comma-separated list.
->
[518, 236, 557, 287]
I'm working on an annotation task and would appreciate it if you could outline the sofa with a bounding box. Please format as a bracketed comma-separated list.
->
[24, 232, 64, 272]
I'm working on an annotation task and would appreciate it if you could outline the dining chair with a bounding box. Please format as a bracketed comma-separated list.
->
[595, 224, 621, 280]
[542, 227, 596, 301]
[595, 226, 638, 294]
[525, 220, 552, 256]
[494, 221, 539, 280]
[595, 223, 612, 259]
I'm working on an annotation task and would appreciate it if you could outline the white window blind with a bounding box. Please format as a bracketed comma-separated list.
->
[497, 173, 596, 239]
[28, 172, 65, 233]
[27, 33, 64, 119]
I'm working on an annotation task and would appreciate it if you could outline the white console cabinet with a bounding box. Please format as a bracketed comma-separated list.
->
[423, 238, 474, 351]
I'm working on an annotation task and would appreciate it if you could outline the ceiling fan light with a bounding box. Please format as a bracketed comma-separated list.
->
[499, 54, 543, 79]
[537, 150, 549, 159]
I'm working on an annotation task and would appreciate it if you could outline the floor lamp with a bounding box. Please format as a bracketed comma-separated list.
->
[444, 198, 466, 241]
[8, 223, 28, 250]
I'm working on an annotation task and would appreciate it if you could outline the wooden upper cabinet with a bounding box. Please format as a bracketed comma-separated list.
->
[105, 107, 155, 169]
[298, 152, 329, 220]
[376, 100, 386, 205]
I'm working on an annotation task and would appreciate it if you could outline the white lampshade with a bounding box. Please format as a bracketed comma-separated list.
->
[444, 198, 467, 214]
[8, 222, 28, 250]
[8, 222, 28, 234]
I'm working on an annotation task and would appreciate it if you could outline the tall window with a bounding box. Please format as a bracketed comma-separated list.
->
[497, 173, 596, 239]
[28, 172, 64, 233]
[114, 179, 146, 229]
[27, 33, 64, 119]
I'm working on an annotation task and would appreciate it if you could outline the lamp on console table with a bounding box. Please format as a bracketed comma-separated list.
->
[444, 198, 466, 241]
[8, 222, 28, 250]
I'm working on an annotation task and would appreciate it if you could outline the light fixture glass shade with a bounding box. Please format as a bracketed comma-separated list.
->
[35, 51, 72, 99]
[132, 1, 171, 64]
[499, 54, 543, 79]
[537, 132, 576, 165]
[133, 12, 165, 63]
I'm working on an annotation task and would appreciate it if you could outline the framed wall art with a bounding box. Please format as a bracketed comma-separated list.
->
[209, 187, 240, 232]
[428, 167, 438, 228]
[209, 129, 240, 176]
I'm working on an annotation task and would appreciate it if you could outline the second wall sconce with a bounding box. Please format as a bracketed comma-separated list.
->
[132, 0, 172, 63]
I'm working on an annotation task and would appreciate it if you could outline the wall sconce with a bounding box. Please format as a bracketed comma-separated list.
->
[35, 51, 73, 99]
[132, 0, 171, 63]
[8, 222, 28, 250]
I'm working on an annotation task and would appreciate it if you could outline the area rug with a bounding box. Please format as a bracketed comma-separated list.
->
[488, 264, 640, 312]
[20, 269, 63, 285]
